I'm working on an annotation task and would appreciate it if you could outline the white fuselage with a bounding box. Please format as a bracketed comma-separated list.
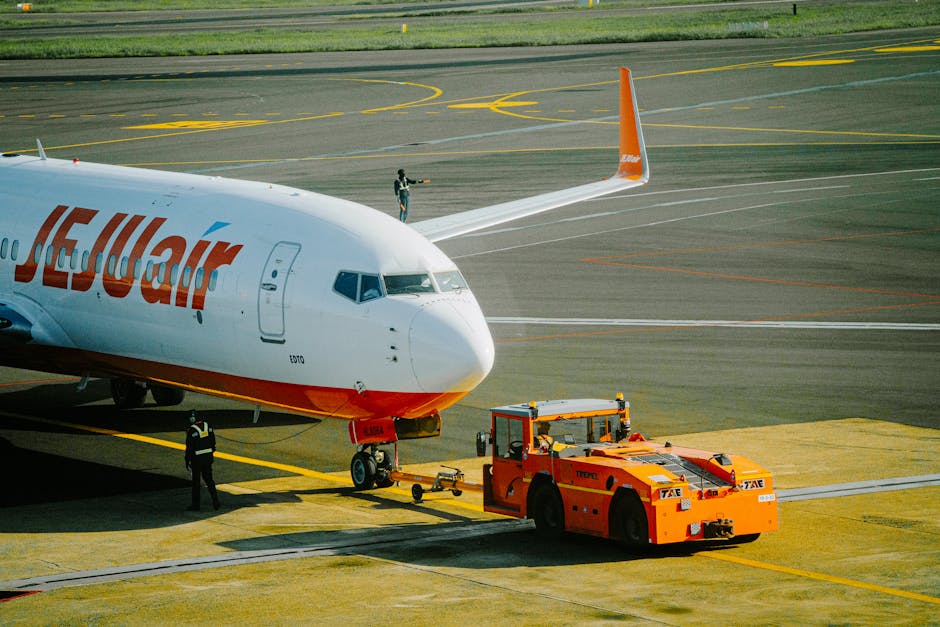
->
[0, 153, 495, 419]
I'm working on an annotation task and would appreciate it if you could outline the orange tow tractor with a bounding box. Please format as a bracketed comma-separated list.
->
[480, 395, 778, 547]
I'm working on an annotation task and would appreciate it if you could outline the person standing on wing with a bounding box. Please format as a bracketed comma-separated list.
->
[394, 168, 429, 222]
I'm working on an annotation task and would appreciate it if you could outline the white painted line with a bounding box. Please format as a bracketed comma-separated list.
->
[778, 475, 940, 502]
[487, 318, 940, 331]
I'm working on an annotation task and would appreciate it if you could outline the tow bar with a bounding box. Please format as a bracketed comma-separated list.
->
[388, 465, 483, 502]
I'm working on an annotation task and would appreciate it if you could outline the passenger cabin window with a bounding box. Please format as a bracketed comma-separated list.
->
[334, 271, 383, 303]
[435, 270, 468, 292]
[384, 273, 435, 295]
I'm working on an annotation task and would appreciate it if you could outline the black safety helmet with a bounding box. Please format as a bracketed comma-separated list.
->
[397, 169, 405, 177]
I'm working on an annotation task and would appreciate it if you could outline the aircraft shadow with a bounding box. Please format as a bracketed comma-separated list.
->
[0, 378, 320, 432]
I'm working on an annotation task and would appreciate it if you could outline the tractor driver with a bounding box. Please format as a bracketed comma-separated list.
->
[535, 421, 553, 451]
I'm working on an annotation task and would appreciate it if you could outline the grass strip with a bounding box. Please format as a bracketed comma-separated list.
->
[1, 2, 938, 59]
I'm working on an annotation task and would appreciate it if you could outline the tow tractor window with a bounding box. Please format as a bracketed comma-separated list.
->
[494, 416, 524, 460]
[435, 270, 468, 292]
[384, 273, 435, 295]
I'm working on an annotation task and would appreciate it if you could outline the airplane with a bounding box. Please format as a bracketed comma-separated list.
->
[0, 67, 648, 489]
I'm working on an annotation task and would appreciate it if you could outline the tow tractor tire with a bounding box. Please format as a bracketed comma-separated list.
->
[110, 378, 147, 409]
[151, 385, 185, 406]
[530, 483, 565, 539]
[611, 491, 649, 550]
[350, 452, 377, 490]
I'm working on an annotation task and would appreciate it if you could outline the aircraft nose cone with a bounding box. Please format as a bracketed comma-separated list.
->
[409, 298, 495, 393]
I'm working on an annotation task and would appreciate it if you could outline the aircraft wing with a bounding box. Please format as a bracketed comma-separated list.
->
[411, 67, 648, 243]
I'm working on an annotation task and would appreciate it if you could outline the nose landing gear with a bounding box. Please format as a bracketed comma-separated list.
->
[350, 445, 394, 490]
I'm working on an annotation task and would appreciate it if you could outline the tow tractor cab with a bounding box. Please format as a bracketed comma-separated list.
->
[481, 395, 778, 547]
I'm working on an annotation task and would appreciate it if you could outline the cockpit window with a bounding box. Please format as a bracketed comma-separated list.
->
[334, 271, 358, 301]
[360, 274, 382, 302]
[334, 271, 384, 303]
[435, 270, 468, 292]
[384, 273, 435, 295]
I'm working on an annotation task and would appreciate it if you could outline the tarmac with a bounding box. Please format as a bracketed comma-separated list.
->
[0, 417, 938, 624]
[1, 21, 939, 626]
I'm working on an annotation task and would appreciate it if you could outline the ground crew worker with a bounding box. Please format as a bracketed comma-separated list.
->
[185, 410, 220, 511]
[394, 168, 429, 222]
[535, 421, 553, 451]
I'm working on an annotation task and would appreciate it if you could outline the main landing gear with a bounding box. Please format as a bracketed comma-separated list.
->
[110, 378, 186, 409]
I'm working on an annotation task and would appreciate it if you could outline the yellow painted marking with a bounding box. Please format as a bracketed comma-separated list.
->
[11, 111, 344, 155]
[342, 77, 443, 114]
[773, 60, 855, 67]
[449, 101, 538, 109]
[875, 46, 940, 53]
[700, 552, 940, 606]
[123, 120, 267, 130]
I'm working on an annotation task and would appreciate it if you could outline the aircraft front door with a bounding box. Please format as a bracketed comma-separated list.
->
[258, 241, 301, 343]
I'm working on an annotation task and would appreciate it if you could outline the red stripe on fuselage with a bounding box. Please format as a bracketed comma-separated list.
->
[0, 344, 468, 420]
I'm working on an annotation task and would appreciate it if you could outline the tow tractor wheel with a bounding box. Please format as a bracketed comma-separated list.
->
[611, 491, 649, 550]
[530, 483, 565, 539]
[350, 451, 377, 490]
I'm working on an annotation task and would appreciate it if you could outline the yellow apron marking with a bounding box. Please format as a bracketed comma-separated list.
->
[124, 120, 267, 130]
[448, 101, 538, 109]
[700, 552, 940, 605]
[773, 60, 855, 67]
[875, 46, 940, 53]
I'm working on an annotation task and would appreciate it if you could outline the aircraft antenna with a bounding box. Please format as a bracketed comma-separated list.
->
[36, 139, 47, 160]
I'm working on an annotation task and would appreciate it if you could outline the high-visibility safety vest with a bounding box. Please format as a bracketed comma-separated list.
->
[190, 422, 213, 455]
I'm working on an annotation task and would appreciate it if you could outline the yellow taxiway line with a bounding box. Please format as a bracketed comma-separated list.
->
[700, 551, 940, 605]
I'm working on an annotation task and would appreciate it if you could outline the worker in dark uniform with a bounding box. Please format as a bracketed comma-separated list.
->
[185, 410, 220, 511]
[394, 168, 429, 222]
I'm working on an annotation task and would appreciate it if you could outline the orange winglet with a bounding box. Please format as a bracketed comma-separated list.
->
[617, 67, 647, 181]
